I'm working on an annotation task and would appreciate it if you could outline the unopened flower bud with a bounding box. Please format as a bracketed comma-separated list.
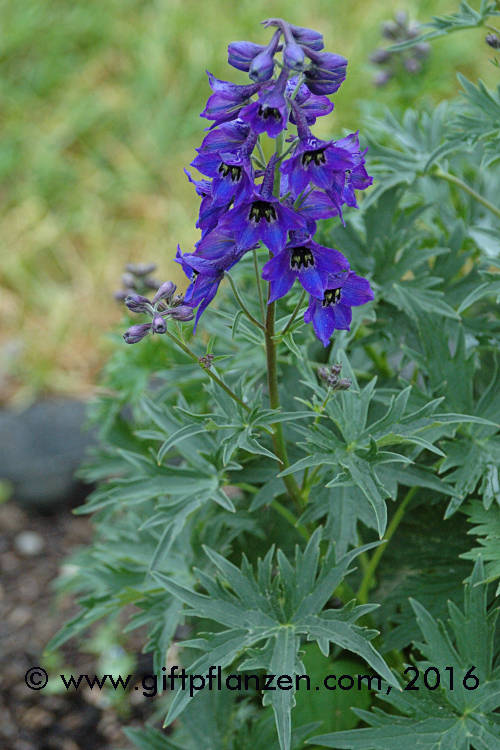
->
[336, 378, 352, 390]
[123, 323, 151, 344]
[381, 20, 399, 39]
[121, 272, 138, 289]
[249, 48, 275, 82]
[283, 39, 307, 71]
[395, 10, 408, 27]
[152, 281, 176, 305]
[152, 315, 167, 334]
[486, 33, 500, 49]
[289, 23, 324, 51]
[228, 41, 266, 72]
[404, 57, 421, 74]
[414, 42, 431, 58]
[125, 262, 157, 276]
[373, 69, 393, 86]
[370, 48, 391, 64]
[124, 293, 151, 313]
[167, 305, 194, 321]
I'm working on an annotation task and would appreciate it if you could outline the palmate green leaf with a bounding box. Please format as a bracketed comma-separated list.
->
[283, 352, 465, 537]
[310, 560, 500, 750]
[152, 531, 397, 750]
[461, 501, 500, 594]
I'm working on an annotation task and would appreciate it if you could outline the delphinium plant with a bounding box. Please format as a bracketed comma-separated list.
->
[49, 8, 500, 750]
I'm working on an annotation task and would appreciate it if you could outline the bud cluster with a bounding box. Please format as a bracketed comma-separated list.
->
[370, 11, 430, 87]
[122, 280, 194, 344]
[317, 363, 351, 390]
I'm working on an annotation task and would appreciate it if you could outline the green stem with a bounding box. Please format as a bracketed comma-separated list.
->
[271, 500, 310, 541]
[433, 168, 500, 220]
[485, 23, 500, 34]
[265, 297, 304, 511]
[226, 272, 265, 331]
[165, 330, 250, 412]
[280, 289, 306, 336]
[253, 249, 266, 324]
[357, 486, 418, 604]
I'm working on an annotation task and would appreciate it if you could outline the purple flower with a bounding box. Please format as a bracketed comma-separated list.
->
[191, 133, 256, 208]
[261, 233, 349, 302]
[198, 119, 251, 153]
[286, 76, 334, 125]
[177, 241, 246, 330]
[281, 132, 354, 199]
[304, 271, 374, 346]
[217, 156, 307, 254]
[240, 69, 289, 138]
[200, 72, 261, 126]
[303, 49, 348, 95]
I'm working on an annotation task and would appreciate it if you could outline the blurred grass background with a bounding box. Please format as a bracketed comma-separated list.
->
[0, 0, 495, 402]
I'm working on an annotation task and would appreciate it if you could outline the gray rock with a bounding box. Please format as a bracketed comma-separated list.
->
[0, 398, 95, 510]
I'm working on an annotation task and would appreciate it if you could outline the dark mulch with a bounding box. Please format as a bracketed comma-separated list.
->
[0, 501, 165, 750]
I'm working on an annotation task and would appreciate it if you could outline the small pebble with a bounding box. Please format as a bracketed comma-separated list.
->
[14, 530, 45, 556]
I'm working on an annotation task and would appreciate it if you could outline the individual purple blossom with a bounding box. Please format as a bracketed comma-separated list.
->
[261, 231, 349, 302]
[184, 169, 230, 237]
[304, 271, 374, 346]
[217, 155, 307, 254]
[177, 241, 247, 330]
[286, 76, 334, 125]
[191, 133, 257, 208]
[240, 69, 290, 138]
[200, 73, 261, 126]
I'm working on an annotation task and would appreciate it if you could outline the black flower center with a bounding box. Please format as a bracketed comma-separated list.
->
[290, 246, 314, 270]
[249, 200, 277, 224]
[322, 287, 342, 307]
[301, 148, 327, 167]
[219, 162, 242, 182]
[258, 105, 281, 121]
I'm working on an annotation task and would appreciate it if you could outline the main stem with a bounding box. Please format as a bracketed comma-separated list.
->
[265, 297, 304, 510]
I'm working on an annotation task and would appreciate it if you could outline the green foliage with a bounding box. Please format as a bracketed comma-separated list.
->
[310, 560, 500, 750]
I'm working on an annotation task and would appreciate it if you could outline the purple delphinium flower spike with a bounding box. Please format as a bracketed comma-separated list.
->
[261, 231, 350, 302]
[304, 270, 374, 346]
[217, 155, 307, 254]
[239, 68, 290, 138]
[200, 73, 262, 126]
